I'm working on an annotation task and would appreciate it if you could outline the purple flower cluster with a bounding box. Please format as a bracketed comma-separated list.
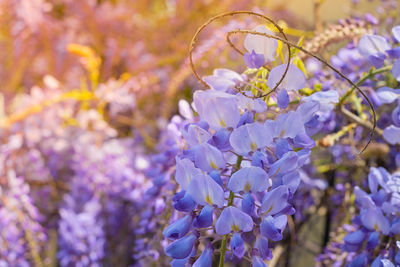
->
[161, 27, 343, 266]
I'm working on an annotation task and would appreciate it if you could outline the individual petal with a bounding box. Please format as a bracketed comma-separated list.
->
[252, 256, 268, 267]
[293, 132, 315, 149]
[260, 215, 287, 241]
[209, 171, 223, 187]
[275, 139, 293, 158]
[193, 143, 226, 172]
[193, 90, 240, 130]
[268, 151, 299, 177]
[296, 100, 320, 123]
[281, 171, 301, 192]
[277, 89, 290, 109]
[244, 25, 278, 62]
[237, 111, 255, 127]
[267, 64, 306, 91]
[173, 190, 197, 212]
[193, 205, 214, 228]
[230, 233, 245, 259]
[175, 158, 203, 190]
[193, 246, 213, 267]
[242, 192, 256, 216]
[393, 60, 400, 82]
[236, 93, 267, 113]
[360, 207, 390, 235]
[178, 100, 194, 120]
[272, 111, 305, 138]
[302, 90, 339, 121]
[348, 253, 368, 267]
[383, 125, 400, 145]
[369, 53, 386, 68]
[260, 185, 290, 215]
[358, 34, 391, 58]
[163, 216, 193, 240]
[376, 87, 400, 104]
[214, 68, 244, 82]
[165, 234, 197, 259]
[203, 68, 243, 92]
[254, 236, 272, 260]
[366, 232, 379, 250]
[244, 50, 265, 69]
[228, 166, 271, 193]
[187, 173, 224, 207]
[182, 124, 212, 147]
[392, 25, 400, 42]
[354, 186, 375, 208]
[230, 123, 273, 155]
[215, 206, 253, 235]
[391, 105, 400, 127]
[343, 230, 367, 252]
[210, 128, 232, 152]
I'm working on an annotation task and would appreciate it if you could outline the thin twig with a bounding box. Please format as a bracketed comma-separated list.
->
[189, 10, 291, 95]
[226, 29, 377, 154]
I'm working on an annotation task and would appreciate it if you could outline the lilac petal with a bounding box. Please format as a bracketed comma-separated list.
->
[360, 207, 390, 235]
[173, 191, 197, 212]
[368, 169, 379, 195]
[244, 25, 278, 62]
[281, 171, 301, 192]
[230, 233, 245, 259]
[230, 122, 273, 155]
[175, 158, 203, 190]
[277, 89, 290, 109]
[393, 60, 400, 82]
[354, 186, 375, 208]
[391, 105, 400, 126]
[366, 232, 379, 250]
[272, 111, 305, 138]
[383, 125, 400, 145]
[193, 246, 213, 267]
[260, 215, 287, 241]
[260, 185, 290, 215]
[344, 230, 366, 246]
[296, 101, 320, 123]
[215, 206, 253, 235]
[376, 87, 400, 104]
[358, 34, 391, 58]
[165, 234, 197, 259]
[254, 236, 272, 260]
[193, 90, 240, 130]
[392, 25, 400, 42]
[252, 256, 268, 267]
[187, 173, 224, 208]
[242, 192, 255, 216]
[268, 151, 299, 177]
[178, 100, 194, 120]
[203, 68, 243, 92]
[228, 166, 270, 193]
[267, 64, 306, 91]
[193, 143, 225, 172]
[193, 205, 213, 228]
[244, 50, 265, 69]
[236, 93, 267, 113]
[369, 53, 385, 68]
[182, 124, 212, 147]
[275, 139, 292, 158]
[387, 47, 400, 58]
[163, 216, 193, 240]
[214, 68, 243, 82]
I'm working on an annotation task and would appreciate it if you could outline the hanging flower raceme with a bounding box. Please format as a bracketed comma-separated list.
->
[161, 27, 334, 266]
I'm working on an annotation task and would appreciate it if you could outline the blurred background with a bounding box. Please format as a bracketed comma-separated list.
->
[0, 0, 380, 135]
